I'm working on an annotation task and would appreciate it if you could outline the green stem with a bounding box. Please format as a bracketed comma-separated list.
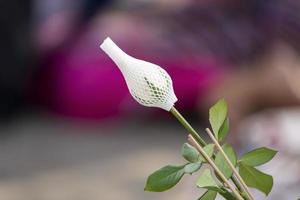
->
[232, 176, 243, 193]
[232, 176, 250, 199]
[170, 106, 246, 199]
[170, 107, 206, 146]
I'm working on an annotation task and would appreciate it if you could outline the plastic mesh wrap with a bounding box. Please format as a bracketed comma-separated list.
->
[100, 37, 177, 111]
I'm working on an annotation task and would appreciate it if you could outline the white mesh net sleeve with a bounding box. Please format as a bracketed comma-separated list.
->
[100, 37, 178, 111]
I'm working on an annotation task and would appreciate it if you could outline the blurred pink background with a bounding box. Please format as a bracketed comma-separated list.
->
[0, 0, 300, 199]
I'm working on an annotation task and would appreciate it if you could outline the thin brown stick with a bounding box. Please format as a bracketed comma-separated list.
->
[205, 128, 255, 200]
[188, 135, 244, 200]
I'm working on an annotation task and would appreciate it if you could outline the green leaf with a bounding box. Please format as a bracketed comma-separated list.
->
[196, 168, 221, 191]
[184, 162, 202, 174]
[218, 118, 229, 142]
[209, 99, 228, 139]
[239, 147, 277, 166]
[215, 144, 237, 179]
[198, 190, 217, 200]
[144, 165, 185, 192]
[182, 143, 199, 163]
[199, 144, 215, 162]
[239, 163, 273, 195]
[198, 188, 235, 200]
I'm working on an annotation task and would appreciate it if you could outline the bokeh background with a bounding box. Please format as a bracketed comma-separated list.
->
[0, 0, 300, 199]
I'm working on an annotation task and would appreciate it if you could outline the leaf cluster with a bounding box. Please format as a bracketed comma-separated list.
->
[145, 99, 277, 199]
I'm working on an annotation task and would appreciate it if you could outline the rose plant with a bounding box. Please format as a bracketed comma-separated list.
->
[100, 37, 277, 200]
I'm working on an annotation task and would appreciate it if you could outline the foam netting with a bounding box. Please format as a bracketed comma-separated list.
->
[100, 37, 177, 111]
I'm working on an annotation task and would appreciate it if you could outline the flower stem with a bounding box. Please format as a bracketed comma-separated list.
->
[206, 128, 255, 200]
[170, 106, 246, 199]
[170, 107, 206, 146]
[188, 135, 244, 200]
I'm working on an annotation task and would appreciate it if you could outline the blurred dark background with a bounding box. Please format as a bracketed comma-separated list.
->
[0, 0, 300, 199]
[0, 0, 32, 118]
